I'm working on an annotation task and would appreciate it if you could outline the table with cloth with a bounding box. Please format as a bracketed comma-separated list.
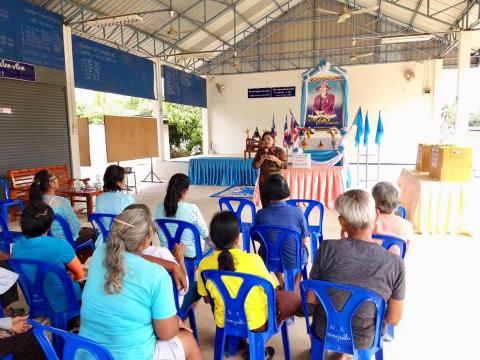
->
[253, 165, 344, 209]
[398, 169, 480, 236]
[188, 157, 259, 186]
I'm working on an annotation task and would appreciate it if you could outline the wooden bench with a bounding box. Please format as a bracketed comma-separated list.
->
[7, 165, 89, 208]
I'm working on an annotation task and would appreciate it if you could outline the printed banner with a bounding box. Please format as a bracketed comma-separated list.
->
[0, 58, 35, 82]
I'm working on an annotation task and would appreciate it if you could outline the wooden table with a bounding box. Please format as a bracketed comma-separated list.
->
[57, 188, 102, 215]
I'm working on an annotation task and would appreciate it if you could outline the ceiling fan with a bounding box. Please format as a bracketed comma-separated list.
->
[316, 1, 379, 23]
[157, 10, 194, 39]
[349, 39, 374, 61]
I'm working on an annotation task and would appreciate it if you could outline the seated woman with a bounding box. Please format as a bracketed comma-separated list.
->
[198, 211, 301, 358]
[0, 315, 45, 360]
[155, 173, 213, 258]
[12, 202, 84, 312]
[372, 181, 413, 256]
[95, 165, 135, 214]
[29, 170, 96, 261]
[79, 205, 202, 360]
[253, 174, 309, 290]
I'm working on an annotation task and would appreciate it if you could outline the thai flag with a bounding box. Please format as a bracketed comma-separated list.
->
[283, 115, 291, 147]
[271, 114, 277, 138]
[289, 110, 299, 143]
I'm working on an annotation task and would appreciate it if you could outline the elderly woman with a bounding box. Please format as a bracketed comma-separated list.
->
[252, 131, 287, 208]
[0, 316, 45, 359]
[312, 82, 335, 116]
[372, 181, 413, 255]
[308, 190, 405, 360]
[79, 204, 202, 360]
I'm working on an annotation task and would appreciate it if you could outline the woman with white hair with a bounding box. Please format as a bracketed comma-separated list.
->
[79, 205, 203, 360]
[372, 181, 413, 254]
[308, 190, 405, 360]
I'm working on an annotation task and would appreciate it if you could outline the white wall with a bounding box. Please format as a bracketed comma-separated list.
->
[207, 60, 443, 164]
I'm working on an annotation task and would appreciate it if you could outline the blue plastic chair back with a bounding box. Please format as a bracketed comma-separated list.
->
[219, 197, 256, 252]
[300, 280, 386, 360]
[169, 273, 199, 342]
[249, 225, 302, 292]
[155, 219, 203, 280]
[372, 234, 407, 258]
[29, 320, 114, 360]
[88, 213, 117, 241]
[0, 178, 24, 224]
[0, 213, 15, 254]
[7, 259, 80, 329]
[286, 199, 324, 260]
[51, 214, 95, 254]
[396, 206, 406, 219]
[201, 270, 290, 360]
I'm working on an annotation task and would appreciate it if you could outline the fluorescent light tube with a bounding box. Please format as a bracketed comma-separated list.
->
[381, 34, 433, 44]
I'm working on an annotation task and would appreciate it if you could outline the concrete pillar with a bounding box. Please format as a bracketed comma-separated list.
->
[63, 26, 80, 177]
[456, 30, 473, 141]
[153, 59, 167, 161]
[430, 58, 444, 143]
[201, 107, 209, 155]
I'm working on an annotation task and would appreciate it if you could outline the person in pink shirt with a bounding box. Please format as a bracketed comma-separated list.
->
[372, 182, 413, 256]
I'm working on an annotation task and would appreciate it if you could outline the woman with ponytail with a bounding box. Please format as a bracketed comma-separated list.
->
[80, 204, 202, 360]
[29, 170, 97, 260]
[198, 211, 302, 357]
[155, 173, 212, 258]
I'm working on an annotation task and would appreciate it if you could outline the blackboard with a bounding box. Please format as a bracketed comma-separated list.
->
[162, 65, 206, 108]
[0, 0, 64, 69]
[72, 36, 155, 99]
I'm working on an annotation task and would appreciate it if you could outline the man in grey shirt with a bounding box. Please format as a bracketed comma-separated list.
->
[308, 189, 405, 358]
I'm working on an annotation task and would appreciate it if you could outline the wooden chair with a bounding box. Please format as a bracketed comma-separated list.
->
[244, 138, 260, 159]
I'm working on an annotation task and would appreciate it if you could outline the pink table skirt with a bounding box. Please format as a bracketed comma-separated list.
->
[253, 166, 344, 209]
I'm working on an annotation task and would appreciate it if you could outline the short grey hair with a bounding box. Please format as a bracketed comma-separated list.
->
[372, 182, 400, 214]
[335, 189, 376, 229]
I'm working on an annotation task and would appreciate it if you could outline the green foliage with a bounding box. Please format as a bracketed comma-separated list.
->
[76, 92, 153, 124]
[163, 102, 203, 158]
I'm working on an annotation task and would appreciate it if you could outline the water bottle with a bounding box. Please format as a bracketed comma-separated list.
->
[95, 175, 102, 190]
[74, 179, 81, 192]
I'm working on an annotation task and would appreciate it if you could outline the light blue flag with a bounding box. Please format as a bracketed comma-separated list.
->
[363, 111, 370, 147]
[354, 107, 364, 148]
[375, 111, 384, 145]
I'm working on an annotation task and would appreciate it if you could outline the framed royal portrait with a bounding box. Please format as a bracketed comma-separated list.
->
[300, 60, 348, 130]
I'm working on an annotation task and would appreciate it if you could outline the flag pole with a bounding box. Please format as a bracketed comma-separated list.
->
[356, 147, 360, 186]
[377, 144, 381, 180]
[365, 142, 369, 189]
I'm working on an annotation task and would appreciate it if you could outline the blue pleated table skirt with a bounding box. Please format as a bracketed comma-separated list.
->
[188, 157, 259, 186]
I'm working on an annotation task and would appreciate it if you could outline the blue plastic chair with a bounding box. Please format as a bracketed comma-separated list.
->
[373, 234, 407, 259]
[286, 199, 324, 261]
[249, 225, 306, 291]
[201, 270, 291, 360]
[300, 280, 386, 360]
[0, 178, 24, 224]
[28, 320, 114, 360]
[155, 219, 206, 280]
[396, 206, 406, 219]
[169, 273, 199, 343]
[88, 213, 117, 241]
[0, 213, 23, 255]
[7, 259, 80, 330]
[373, 233, 406, 342]
[50, 214, 95, 254]
[219, 197, 256, 252]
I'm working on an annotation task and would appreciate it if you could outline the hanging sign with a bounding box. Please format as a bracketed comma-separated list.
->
[248, 86, 295, 98]
[0, 58, 35, 82]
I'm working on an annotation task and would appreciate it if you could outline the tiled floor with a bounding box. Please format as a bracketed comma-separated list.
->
[9, 181, 480, 359]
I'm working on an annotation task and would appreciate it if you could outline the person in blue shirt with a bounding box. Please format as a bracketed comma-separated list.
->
[79, 205, 202, 360]
[95, 165, 135, 215]
[94, 165, 135, 244]
[254, 174, 310, 290]
[29, 170, 97, 261]
[12, 202, 85, 313]
[155, 173, 213, 258]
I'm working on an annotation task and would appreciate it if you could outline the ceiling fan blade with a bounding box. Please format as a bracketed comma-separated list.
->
[351, 53, 374, 60]
[315, 8, 340, 15]
[337, 14, 351, 23]
[349, 6, 379, 16]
